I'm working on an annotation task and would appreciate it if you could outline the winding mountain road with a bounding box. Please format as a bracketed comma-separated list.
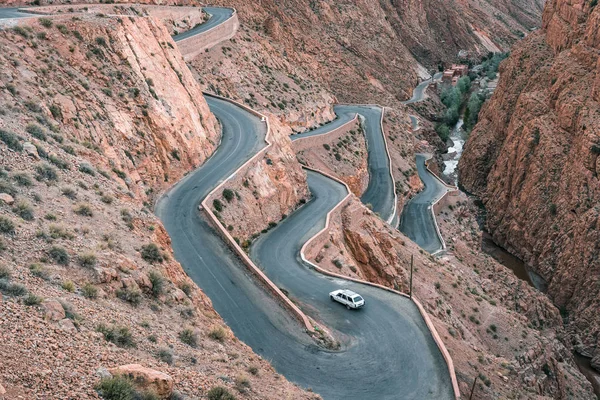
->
[0, 6, 455, 399]
[172, 7, 233, 42]
[292, 105, 396, 225]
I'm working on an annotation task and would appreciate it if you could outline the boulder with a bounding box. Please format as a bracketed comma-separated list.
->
[22, 142, 39, 159]
[58, 318, 77, 332]
[0, 193, 14, 205]
[170, 288, 187, 303]
[96, 367, 112, 380]
[108, 364, 173, 399]
[42, 300, 66, 321]
[0, 382, 5, 395]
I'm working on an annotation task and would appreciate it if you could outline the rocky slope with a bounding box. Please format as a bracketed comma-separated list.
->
[459, 0, 600, 372]
[0, 13, 313, 399]
[306, 195, 595, 399]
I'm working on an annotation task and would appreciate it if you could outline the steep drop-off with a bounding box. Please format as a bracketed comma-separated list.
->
[459, 0, 600, 369]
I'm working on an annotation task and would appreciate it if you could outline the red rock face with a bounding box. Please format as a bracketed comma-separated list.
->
[459, 0, 600, 363]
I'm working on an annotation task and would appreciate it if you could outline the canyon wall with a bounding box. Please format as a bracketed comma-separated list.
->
[459, 0, 600, 367]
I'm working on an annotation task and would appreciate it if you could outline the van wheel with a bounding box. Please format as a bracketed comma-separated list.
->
[346, 304, 351, 310]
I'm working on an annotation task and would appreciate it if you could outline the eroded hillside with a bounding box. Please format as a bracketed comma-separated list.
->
[459, 0, 600, 373]
[0, 13, 314, 399]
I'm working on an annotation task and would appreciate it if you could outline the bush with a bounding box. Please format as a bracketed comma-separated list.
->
[12, 172, 34, 187]
[78, 252, 97, 268]
[49, 224, 73, 239]
[0, 216, 16, 235]
[0, 265, 11, 280]
[49, 246, 69, 265]
[29, 263, 49, 279]
[24, 293, 43, 306]
[96, 324, 135, 348]
[61, 186, 77, 200]
[235, 375, 251, 393]
[140, 243, 163, 264]
[247, 366, 259, 376]
[223, 189, 234, 202]
[62, 280, 75, 292]
[26, 124, 47, 141]
[74, 203, 93, 217]
[81, 283, 98, 299]
[0, 281, 27, 297]
[39, 18, 52, 28]
[78, 163, 95, 176]
[100, 194, 114, 204]
[0, 129, 23, 151]
[179, 328, 197, 347]
[0, 179, 17, 196]
[213, 199, 224, 212]
[147, 270, 164, 298]
[117, 288, 142, 307]
[49, 155, 69, 170]
[323, 143, 330, 151]
[13, 200, 34, 221]
[207, 386, 237, 400]
[208, 326, 227, 343]
[35, 163, 58, 182]
[156, 348, 173, 365]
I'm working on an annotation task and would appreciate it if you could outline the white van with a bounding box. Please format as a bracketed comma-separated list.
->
[329, 289, 365, 309]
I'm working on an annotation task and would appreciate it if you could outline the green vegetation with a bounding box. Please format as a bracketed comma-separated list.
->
[116, 287, 142, 307]
[179, 328, 198, 347]
[0, 216, 15, 234]
[207, 386, 237, 400]
[147, 270, 165, 297]
[78, 163, 95, 176]
[24, 293, 44, 306]
[49, 246, 70, 265]
[12, 172, 34, 187]
[12, 200, 34, 221]
[0, 129, 23, 151]
[35, 163, 58, 182]
[96, 324, 135, 348]
[213, 198, 224, 212]
[208, 326, 227, 343]
[463, 91, 487, 132]
[78, 252, 97, 268]
[81, 283, 98, 299]
[140, 243, 164, 263]
[223, 188, 235, 202]
[39, 18, 52, 28]
[74, 203, 93, 217]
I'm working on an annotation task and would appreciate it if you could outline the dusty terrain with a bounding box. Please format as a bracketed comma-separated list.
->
[459, 0, 600, 371]
[0, 12, 314, 399]
[305, 195, 595, 399]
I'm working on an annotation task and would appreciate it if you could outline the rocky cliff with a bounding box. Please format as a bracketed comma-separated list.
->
[0, 14, 312, 399]
[459, 0, 600, 370]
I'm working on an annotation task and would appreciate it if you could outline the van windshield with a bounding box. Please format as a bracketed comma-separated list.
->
[353, 296, 363, 302]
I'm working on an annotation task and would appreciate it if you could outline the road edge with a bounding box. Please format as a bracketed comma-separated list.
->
[299, 165, 460, 400]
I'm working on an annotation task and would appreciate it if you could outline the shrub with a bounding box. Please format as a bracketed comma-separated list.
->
[12, 172, 33, 186]
[140, 243, 163, 263]
[156, 348, 173, 365]
[74, 203, 93, 217]
[49, 224, 73, 239]
[78, 163, 95, 176]
[61, 186, 77, 200]
[13, 200, 34, 221]
[56, 24, 68, 34]
[0, 265, 11, 280]
[81, 283, 98, 299]
[26, 124, 47, 141]
[29, 263, 49, 279]
[49, 246, 69, 265]
[117, 288, 142, 307]
[0, 179, 17, 196]
[179, 282, 192, 297]
[207, 386, 237, 400]
[213, 199, 224, 212]
[147, 270, 164, 297]
[0, 129, 23, 151]
[35, 163, 58, 182]
[100, 194, 114, 204]
[96, 324, 135, 348]
[323, 143, 330, 151]
[49, 155, 69, 170]
[78, 252, 97, 268]
[24, 293, 43, 306]
[12, 26, 29, 38]
[0, 216, 16, 235]
[24, 101, 41, 113]
[0, 281, 27, 297]
[247, 366, 259, 376]
[235, 375, 251, 393]
[208, 326, 227, 343]
[39, 18, 52, 28]
[223, 189, 234, 202]
[489, 324, 497, 332]
[62, 280, 75, 292]
[179, 328, 197, 347]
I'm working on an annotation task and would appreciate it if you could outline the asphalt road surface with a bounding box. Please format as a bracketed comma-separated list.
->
[399, 154, 448, 253]
[173, 7, 234, 42]
[292, 105, 396, 225]
[0, 7, 35, 19]
[402, 72, 443, 104]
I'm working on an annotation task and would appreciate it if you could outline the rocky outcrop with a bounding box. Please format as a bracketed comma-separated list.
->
[206, 118, 309, 243]
[108, 364, 173, 399]
[459, 0, 600, 368]
[1, 14, 219, 201]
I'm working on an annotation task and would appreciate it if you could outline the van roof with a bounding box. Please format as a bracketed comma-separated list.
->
[341, 289, 360, 297]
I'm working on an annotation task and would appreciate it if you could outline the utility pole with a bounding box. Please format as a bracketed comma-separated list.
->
[409, 255, 414, 298]
[468, 376, 478, 400]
